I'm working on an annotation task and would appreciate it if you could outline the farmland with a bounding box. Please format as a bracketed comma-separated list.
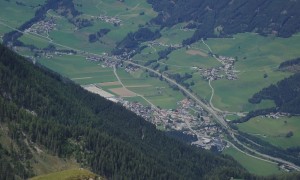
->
[39, 55, 117, 85]
[0, 0, 45, 29]
[237, 116, 300, 149]
[223, 147, 282, 176]
[2, 0, 300, 175]
[201, 33, 300, 112]
[1, 0, 300, 113]
[158, 33, 300, 113]
[116, 68, 184, 109]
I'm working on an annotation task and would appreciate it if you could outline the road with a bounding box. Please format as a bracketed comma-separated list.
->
[124, 60, 300, 171]
[2, 19, 299, 171]
[208, 79, 224, 113]
[113, 65, 158, 110]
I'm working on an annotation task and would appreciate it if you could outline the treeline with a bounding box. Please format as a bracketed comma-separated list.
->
[147, 0, 300, 45]
[233, 108, 276, 123]
[248, 73, 300, 114]
[158, 47, 176, 60]
[89, 28, 111, 43]
[0, 44, 257, 179]
[279, 58, 300, 70]
[168, 73, 194, 88]
[112, 28, 161, 55]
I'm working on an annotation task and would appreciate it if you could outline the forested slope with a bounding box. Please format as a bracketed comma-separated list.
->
[0, 44, 254, 179]
[147, 0, 300, 44]
[249, 73, 300, 114]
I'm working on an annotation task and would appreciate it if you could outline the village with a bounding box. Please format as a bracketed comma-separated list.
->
[103, 95, 226, 151]
[264, 112, 290, 119]
[196, 55, 238, 81]
[24, 18, 56, 37]
[91, 14, 122, 26]
[147, 40, 182, 49]
[17, 18, 231, 152]
[22, 44, 228, 151]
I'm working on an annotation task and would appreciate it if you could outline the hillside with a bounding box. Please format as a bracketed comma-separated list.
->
[0, 44, 255, 179]
[2, 0, 300, 178]
[30, 168, 102, 180]
[147, 0, 300, 44]
[249, 72, 300, 114]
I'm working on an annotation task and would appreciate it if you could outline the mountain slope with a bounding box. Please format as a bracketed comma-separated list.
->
[30, 169, 102, 180]
[249, 72, 300, 114]
[147, 0, 300, 44]
[0, 44, 254, 179]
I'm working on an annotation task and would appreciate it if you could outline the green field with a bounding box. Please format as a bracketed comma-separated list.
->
[19, 33, 50, 49]
[0, 0, 45, 28]
[116, 68, 184, 109]
[30, 168, 101, 180]
[15, 0, 157, 54]
[158, 23, 194, 44]
[191, 33, 300, 112]
[211, 77, 278, 112]
[39, 55, 117, 85]
[147, 32, 300, 112]
[237, 116, 300, 149]
[45, 0, 159, 54]
[223, 147, 282, 176]
[167, 48, 220, 69]
[225, 114, 240, 121]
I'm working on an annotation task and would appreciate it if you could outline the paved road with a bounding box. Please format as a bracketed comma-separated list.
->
[2, 20, 299, 171]
[125, 60, 300, 171]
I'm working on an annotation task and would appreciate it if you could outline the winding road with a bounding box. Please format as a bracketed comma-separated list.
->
[113, 65, 158, 110]
[1, 18, 299, 171]
[124, 60, 300, 171]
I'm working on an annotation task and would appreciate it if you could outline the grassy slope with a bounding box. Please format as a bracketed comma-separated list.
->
[0, 124, 79, 177]
[237, 116, 300, 149]
[223, 147, 282, 176]
[30, 169, 102, 180]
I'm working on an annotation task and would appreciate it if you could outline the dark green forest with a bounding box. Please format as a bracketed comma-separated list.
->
[147, 0, 300, 44]
[112, 28, 161, 55]
[0, 44, 256, 179]
[235, 71, 300, 124]
[1, 45, 299, 180]
[279, 58, 300, 69]
[279, 57, 300, 73]
[249, 73, 300, 114]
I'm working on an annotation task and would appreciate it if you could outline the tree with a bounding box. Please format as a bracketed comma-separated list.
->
[286, 131, 294, 138]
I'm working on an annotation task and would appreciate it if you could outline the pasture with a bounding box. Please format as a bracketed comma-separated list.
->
[223, 147, 282, 176]
[167, 48, 220, 69]
[237, 116, 300, 149]
[193, 33, 300, 112]
[0, 0, 44, 28]
[158, 23, 194, 45]
[39, 55, 117, 85]
[116, 68, 184, 109]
